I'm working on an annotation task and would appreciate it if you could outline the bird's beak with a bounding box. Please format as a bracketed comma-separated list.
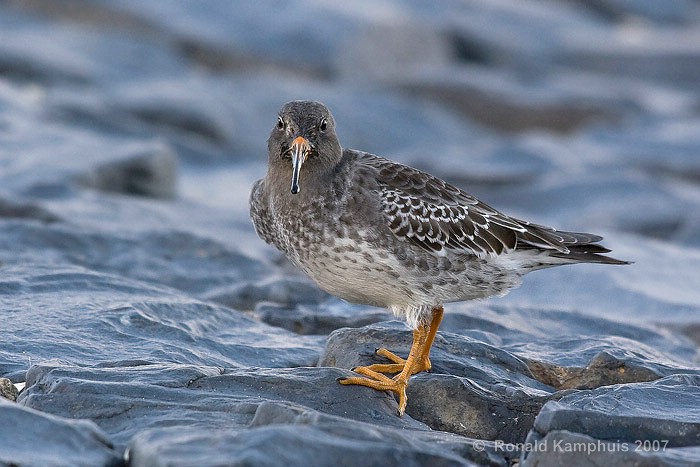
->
[289, 136, 310, 194]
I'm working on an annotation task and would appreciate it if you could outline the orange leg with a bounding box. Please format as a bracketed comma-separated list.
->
[374, 305, 444, 374]
[338, 305, 444, 416]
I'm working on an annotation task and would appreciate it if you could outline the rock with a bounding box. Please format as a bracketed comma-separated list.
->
[532, 374, 700, 446]
[392, 66, 626, 133]
[0, 222, 269, 298]
[206, 275, 331, 311]
[0, 262, 323, 381]
[0, 378, 18, 401]
[522, 351, 662, 390]
[407, 374, 549, 443]
[77, 142, 178, 199]
[0, 398, 121, 467]
[1, 0, 700, 465]
[522, 375, 700, 465]
[253, 299, 388, 336]
[127, 419, 500, 467]
[558, 28, 700, 89]
[0, 197, 61, 223]
[320, 322, 554, 441]
[566, 0, 700, 24]
[19, 364, 421, 447]
[521, 430, 700, 467]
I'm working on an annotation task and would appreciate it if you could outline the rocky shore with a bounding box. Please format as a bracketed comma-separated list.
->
[1, 1, 699, 466]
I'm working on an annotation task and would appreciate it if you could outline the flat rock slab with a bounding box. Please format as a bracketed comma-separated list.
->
[521, 375, 700, 465]
[521, 430, 700, 467]
[0, 398, 121, 467]
[18, 364, 508, 466]
[0, 262, 323, 381]
[127, 423, 492, 467]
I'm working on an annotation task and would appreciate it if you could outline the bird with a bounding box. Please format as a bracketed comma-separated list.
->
[249, 100, 628, 416]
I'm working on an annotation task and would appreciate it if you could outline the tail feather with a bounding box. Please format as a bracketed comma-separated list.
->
[515, 220, 630, 265]
[549, 245, 630, 265]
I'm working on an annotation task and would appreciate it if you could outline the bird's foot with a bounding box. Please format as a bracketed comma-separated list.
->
[372, 347, 432, 374]
[338, 306, 444, 417]
[337, 348, 431, 416]
[338, 367, 410, 416]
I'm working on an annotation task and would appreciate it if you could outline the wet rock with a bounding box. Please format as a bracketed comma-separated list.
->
[566, 0, 700, 24]
[19, 364, 424, 448]
[0, 222, 268, 298]
[1, 0, 700, 465]
[407, 374, 549, 443]
[253, 300, 388, 336]
[320, 322, 554, 440]
[0, 263, 323, 380]
[206, 276, 331, 311]
[0, 197, 61, 223]
[320, 322, 550, 389]
[522, 375, 700, 465]
[338, 20, 452, 82]
[558, 29, 700, 89]
[127, 419, 500, 467]
[522, 351, 662, 390]
[521, 430, 700, 467]
[531, 374, 700, 447]
[0, 398, 121, 467]
[393, 66, 626, 133]
[78, 142, 178, 199]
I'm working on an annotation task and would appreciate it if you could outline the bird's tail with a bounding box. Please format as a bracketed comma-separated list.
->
[515, 220, 630, 265]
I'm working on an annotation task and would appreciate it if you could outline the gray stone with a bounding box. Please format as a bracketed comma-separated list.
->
[206, 275, 331, 311]
[393, 66, 626, 133]
[127, 424, 489, 467]
[521, 375, 700, 465]
[1, 0, 700, 465]
[0, 262, 323, 380]
[77, 143, 178, 199]
[0, 398, 121, 467]
[320, 322, 554, 440]
[253, 300, 388, 336]
[126, 400, 508, 467]
[521, 430, 700, 467]
[407, 374, 548, 443]
[531, 375, 700, 447]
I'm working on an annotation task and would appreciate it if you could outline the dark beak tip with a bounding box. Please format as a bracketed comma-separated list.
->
[290, 186, 300, 194]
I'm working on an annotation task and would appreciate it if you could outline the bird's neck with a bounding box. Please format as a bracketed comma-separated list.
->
[268, 156, 349, 212]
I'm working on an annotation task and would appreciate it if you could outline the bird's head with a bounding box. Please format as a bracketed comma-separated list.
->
[267, 100, 342, 195]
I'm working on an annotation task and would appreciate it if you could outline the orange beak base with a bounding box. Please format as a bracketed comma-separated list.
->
[289, 136, 310, 194]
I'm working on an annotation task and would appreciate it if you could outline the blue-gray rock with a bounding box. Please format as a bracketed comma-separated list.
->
[521, 375, 700, 465]
[521, 430, 700, 467]
[0, 398, 121, 467]
[1, 0, 700, 465]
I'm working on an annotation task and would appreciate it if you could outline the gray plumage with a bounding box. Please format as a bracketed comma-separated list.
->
[250, 100, 628, 328]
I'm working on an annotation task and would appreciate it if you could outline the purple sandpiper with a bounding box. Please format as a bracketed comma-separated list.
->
[250, 100, 628, 416]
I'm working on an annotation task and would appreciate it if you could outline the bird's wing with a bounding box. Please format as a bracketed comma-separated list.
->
[249, 178, 279, 246]
[357, 154, 573, 257]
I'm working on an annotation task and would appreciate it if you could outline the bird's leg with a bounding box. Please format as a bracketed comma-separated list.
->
[338, 305, 444, 416]
[365, 305, 444, 375]
[419, 304, 444, 370]
[339, 325, 427, 416]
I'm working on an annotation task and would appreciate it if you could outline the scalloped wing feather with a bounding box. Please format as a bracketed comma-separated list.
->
[357, 154, 530, 257]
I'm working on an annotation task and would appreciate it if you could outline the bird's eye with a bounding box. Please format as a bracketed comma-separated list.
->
[319, 118, 327, 132]
[276, 117, 285, 130]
